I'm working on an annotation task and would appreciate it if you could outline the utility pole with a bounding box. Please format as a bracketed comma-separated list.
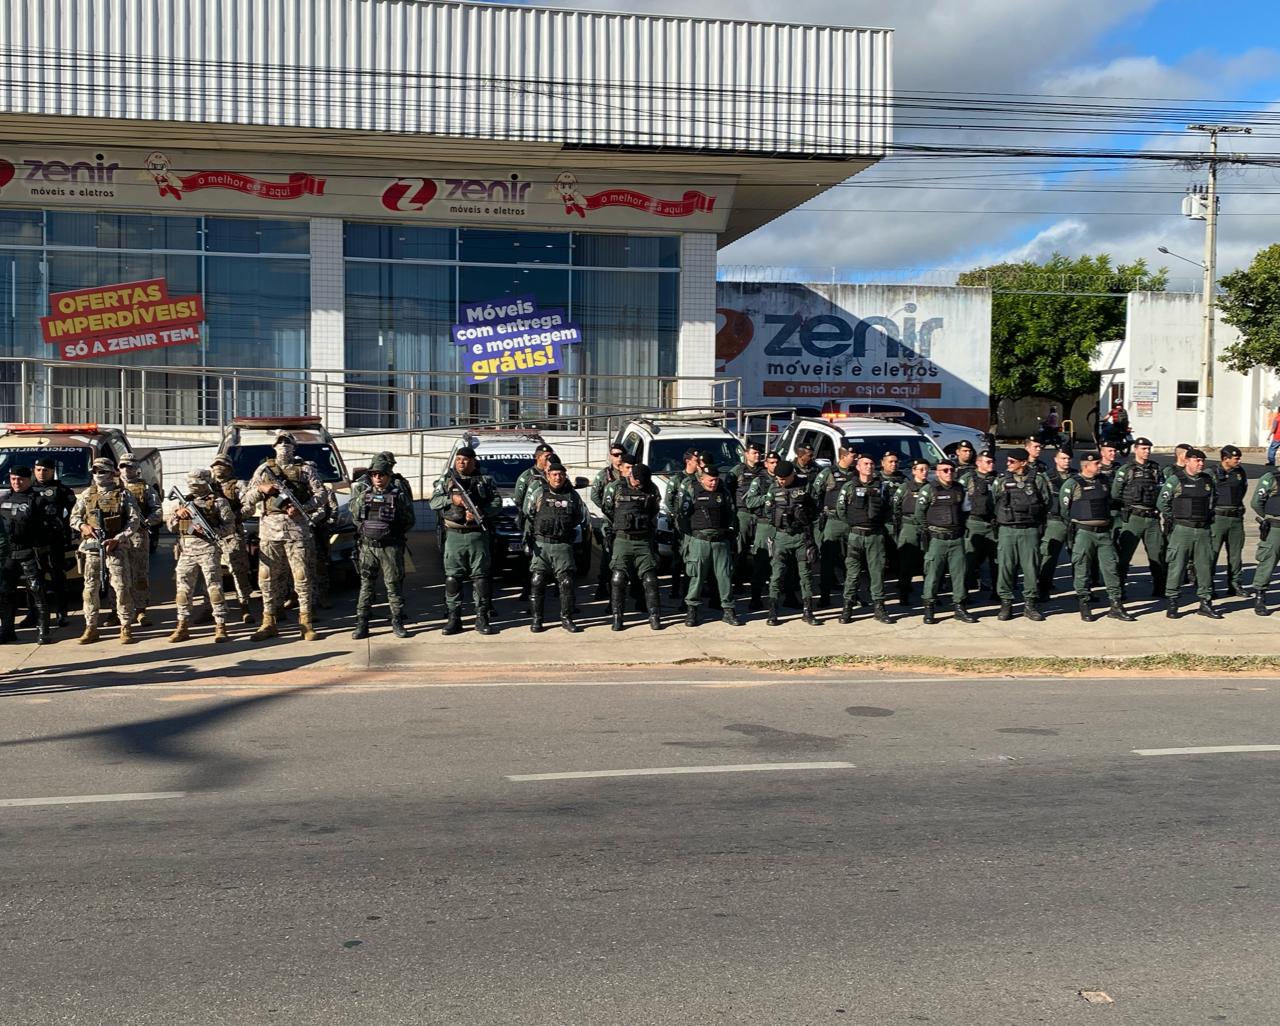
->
[1187, 123, 1250, 446]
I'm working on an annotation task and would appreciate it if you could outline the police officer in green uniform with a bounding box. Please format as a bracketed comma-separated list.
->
[1210, 444, 1251, 598]
[951, 440, 976, 482]
[430, 446, 501, 636]
[879, 451, 905, 488]
[513, 443, 555, 601]
[836, 454, 894, 624]
[916, 460, 976, 624]
[1024, 438, 1050, 480]
[810, 445, 857, 607]
[1037, 448, 1074, 601]
[1249, 464, 1280, 615]
[994, 447, 1051, 621]
[602, 458, 663, 631]
[679, 464, 740, 626]
[893, 457, 930, 606]
[351, 455, 416, 639]
[729, 443, 766, 582]
[963, 448, 999, 596]
[590, 444, 627, 600]
[525, 460, 586, 633]
[664, 447, 702, 603]
[744, 450, 779, 610]
[1112, 436, 1165, 598]
[762, 460, 819, 626]
[1060, 452, 1135, 622]
[792, 442, 819, 489]
[1157, 447, 1222, 619]
[1162, 444, 1191, 482]
[0, 466, 52, 644]
[878, 450, 906, 580]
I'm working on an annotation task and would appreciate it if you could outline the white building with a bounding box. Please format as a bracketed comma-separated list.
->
[0, 0, 893, 433]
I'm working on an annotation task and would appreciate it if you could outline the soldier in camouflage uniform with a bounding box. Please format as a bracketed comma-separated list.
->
[70, 458, 142, 644]
[118, 452, 161, 626]
[1249, 464, 1280, 615]
[352, 454, 416, 639]
[242, 431, 323, 641]
[210, 454, 255, 623]
[166, 469, 235, 644]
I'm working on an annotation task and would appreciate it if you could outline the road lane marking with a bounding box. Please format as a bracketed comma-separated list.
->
[507, 761, 855, 781]
[1132, 745, 1280, 757]
[0, 791, 186, 808]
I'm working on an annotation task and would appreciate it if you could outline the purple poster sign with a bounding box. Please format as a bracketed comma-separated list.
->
[451, 295, 582, 384]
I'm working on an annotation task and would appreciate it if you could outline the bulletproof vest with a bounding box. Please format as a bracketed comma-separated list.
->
[792, 460, 817, 489]
[734, 464, 763, 506]
[1214, 466, 1248, 509]
[358, 488, 397, 540]
[842, 479, 886, 528]
[612, 482, 657, 535]
[996, 473, 1045, 527]
[268, 457, 312, 496]
[1068, 476, 1111, 524]
[442, 473, 490, 526]
[1120, 460, 1161, 509]
[967, 472, 996, 519]
[899, 479, 924, 517]
[1047, 471, 1072, 519]
[821, 466, 854, 511]
[0, 489, 39, 546]
[770, 484, 813, 532]
[177, 493, 224, 536]
[1170, 473, 1212, 526]
[1263, 477, 1280, 519]
[124, 480, 148, 506]
[533, 488, 578, 542]
[925, 483, 964, 531]
[689, 487, 733, 534]
[83, 485, 126, 537]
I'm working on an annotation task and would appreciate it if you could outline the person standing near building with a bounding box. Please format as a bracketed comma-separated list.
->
[1024, 437, 1050, 479]
[762, 460, 819, 626]
[71, 459, 142, 645]
[1162, 444, 1191, 482]
[31, 456, 74, 628]
[513, 443, 556, 602]
[166, 469, 235, 644]
[963, 448, 999, 597]
[744, 450, 779, 611]
[994, 447, 1051, 621]
[589, 445, 627, 600]
[893, 457, 931, 607]
[729, 443, 765, 583]
[1156, 447, 1221, 619]
[210, 454, 255, 623]
[0, 465, 53, 644]
[602, 458, 663, 632]
[664, 448, 702, 604]
[1210, 445, 1252, 599]
[810, 445, 857, 607]
[678, 464, 740, 626]
[118, 453, 161, 627]
[243, 432, 322, 642]
[351, 455, 416, 639]
[308, 470, 339, 612]
[1249, 464, 1280, 615]
[525, 460, 586, 634]
[1112, 437, 1165, 599]
[1060, 452, 1135, 623]
[915, 460, 976, 624]
[1037, 448, 1075, 601]
[431, 446, 501, 637]
[791, 442, 819, 489]
[1266, 411, 1280, 467]
[836, 454, 894, 624]
[951, 440, 976, 483]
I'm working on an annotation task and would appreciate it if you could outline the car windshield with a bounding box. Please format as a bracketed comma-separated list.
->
[839, 434, 945, 465]
[471, 454, 528, 489]
[646, 438, 745, 475]
[225, 443, 344, 483]
[0, 447, 92, 487]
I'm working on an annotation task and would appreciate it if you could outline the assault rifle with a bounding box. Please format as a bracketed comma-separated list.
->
[169, 485, 218, 541]
[87, 510, 109, 599]
[447, 468, 487, 530]
[262, 463, 326, 526]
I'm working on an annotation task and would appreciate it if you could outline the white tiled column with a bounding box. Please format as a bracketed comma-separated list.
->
[676, 231, 717, 408]
[309, 217, 346, 432]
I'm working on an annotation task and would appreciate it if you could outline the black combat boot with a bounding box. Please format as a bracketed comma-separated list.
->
[801, 599, 819, 626]
[722, 605, 742, 627]
[56, 594, 69, 628]
[351, 616, 370, 640]
[18, 600, 37, 629]
[1256, 592, 1271, 617]
[923, 604, 937, 625]
[0, 600, 15, 643]
[557, 574, 583, 633]
[872, 602, 894, 625]
[839, 601, 855, 624]
[1197, 599, 1224, 620]
[1024, 600, 1045, 623]
[1229, 581, 1253, 598]
[684, 603, 699, 627]
[643, 573, 663, 631]
[474, 577, 497, 636]
[529, 573, 547, 633]
[442, 576, 464, 635]
[997, 601, 1013, 621]
[1150, 567, 1167, 599]
[954, 604, 977, 624]
[767, 601, 781, 626]
[610, 573, 627, 632]
[1079, 597, 1094, 623]
[1165, 597, 1180, 619]
[391, 616, 410, 638]
[1108, 601, 1136, 622]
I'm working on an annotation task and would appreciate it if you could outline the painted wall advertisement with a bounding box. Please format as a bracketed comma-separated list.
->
[716, 282, 992, 430]
[452, 296, 581, 384]
[0, 143, 732, 232]
[40, 277, 204, 361]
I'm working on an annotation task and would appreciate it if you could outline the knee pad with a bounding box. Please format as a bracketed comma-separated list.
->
[530, 572, 548, 589]
[611, 569, 629, 589]
[641, 571, 659, 588]
[444, 575, 462, 597]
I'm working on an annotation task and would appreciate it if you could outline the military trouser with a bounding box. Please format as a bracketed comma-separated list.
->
[357, 540, 406, 618]
[685, 534, 734, 609]
[1210, 513, 1245, 593]
[750, 523, 774, 604]
[311, 527, 332, 606]
[817, 516, 849, 601]
[175, 538, 227, 624]
[530, 537, 576, 579]
[1115, 511, 1166, 596]
[1252, 521, 1280, 594]
[122, 539, 150, 616]
[843, 527, 888, 604]
[923, 534, 968, 605]
[1, 553, 46, 634]
[768, 528, 815, 602]
[1037, 519, 1068, 597]
[258, 537, 312, 618]
[220, 533, 255, 606]
[81, 547, 134, 628]
[442, 527, 490, 614]
[965, 518, 998, 593]
[996, 525, 1040, 602]
[1165, 523, 1214, 602]
[1070, 525, 1122, 602]
[595, 526, 614, 590]
[670, 534, 689, 600]
[895, 521, 924, 598]
[611, 536, 658, 579]
[42, 542, 69, 621]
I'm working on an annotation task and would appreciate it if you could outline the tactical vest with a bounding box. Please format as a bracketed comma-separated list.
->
[821, 466, 854, 511]
[1120, 460, 1161, 511]
[83, 485, 126, 537]
[266, 458, 313, 496]
[1047, 471, 1072, 521]
[1213, 466, 1248, 511]
[0, 489, 40, 547]
[442, 473, 491, 526]
[357, 489, 397, 541]
[1170, 473, 1213, 526]
[612, 482, 657, 536]
[1069, 476, 1111, 524]
[770, 484, 813, 533]
[177, 495, 225, 537]
[996, 473, 1045, 527]
[1262, 477, 1280, 519]
[899, 479, 924, 518]
[792, 460, 817, 489]
[689, 487, 733, 536]
[924, 484, 964, 532]
[213, 475, 243, 524]
[967, 472, 996, 520]
[842, 480, 886, 528]
[734, 464, 763, 506]
[124, 480, 148, 507]
[533, 488, 578, 542]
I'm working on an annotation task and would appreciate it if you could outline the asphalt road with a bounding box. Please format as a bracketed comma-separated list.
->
[3, 671, 1279, 1025]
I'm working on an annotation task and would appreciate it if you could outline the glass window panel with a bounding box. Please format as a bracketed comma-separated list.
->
[204, 217, 308, 255]
[0, 248, 45, 360]
[46, 211, 201, 251]
[0, 211, 43, 247]
[572, 232, 679, 269]
[344, 222, 453, 261]
[458, 229, 570, 265]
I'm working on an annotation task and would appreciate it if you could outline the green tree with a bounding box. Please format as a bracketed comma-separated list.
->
[958, 253, 1168, 420]
[1219, 244, 1280, 375]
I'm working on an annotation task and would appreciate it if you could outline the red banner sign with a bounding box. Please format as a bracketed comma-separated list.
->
[40, 278, 204, 362]
[158, 170, 326, 202]
[581, 188, 716, 218]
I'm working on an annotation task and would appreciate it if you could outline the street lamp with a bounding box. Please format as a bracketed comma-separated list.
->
[1156, 245, 1206, 272]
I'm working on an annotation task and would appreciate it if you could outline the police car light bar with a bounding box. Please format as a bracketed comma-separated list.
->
[6, 422, 101, 433]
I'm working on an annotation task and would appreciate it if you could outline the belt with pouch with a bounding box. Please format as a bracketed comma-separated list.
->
[1072, 522, 1110, 533]
[1214, 506, 1245, 517]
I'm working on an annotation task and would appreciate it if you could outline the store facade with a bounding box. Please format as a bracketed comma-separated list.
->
[0, 0, 891, 431]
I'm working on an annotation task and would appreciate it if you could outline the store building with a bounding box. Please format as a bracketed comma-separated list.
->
[0, 0, 892, 432]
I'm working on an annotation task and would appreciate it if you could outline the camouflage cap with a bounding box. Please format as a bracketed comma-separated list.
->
[91, 457, 117, 473]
